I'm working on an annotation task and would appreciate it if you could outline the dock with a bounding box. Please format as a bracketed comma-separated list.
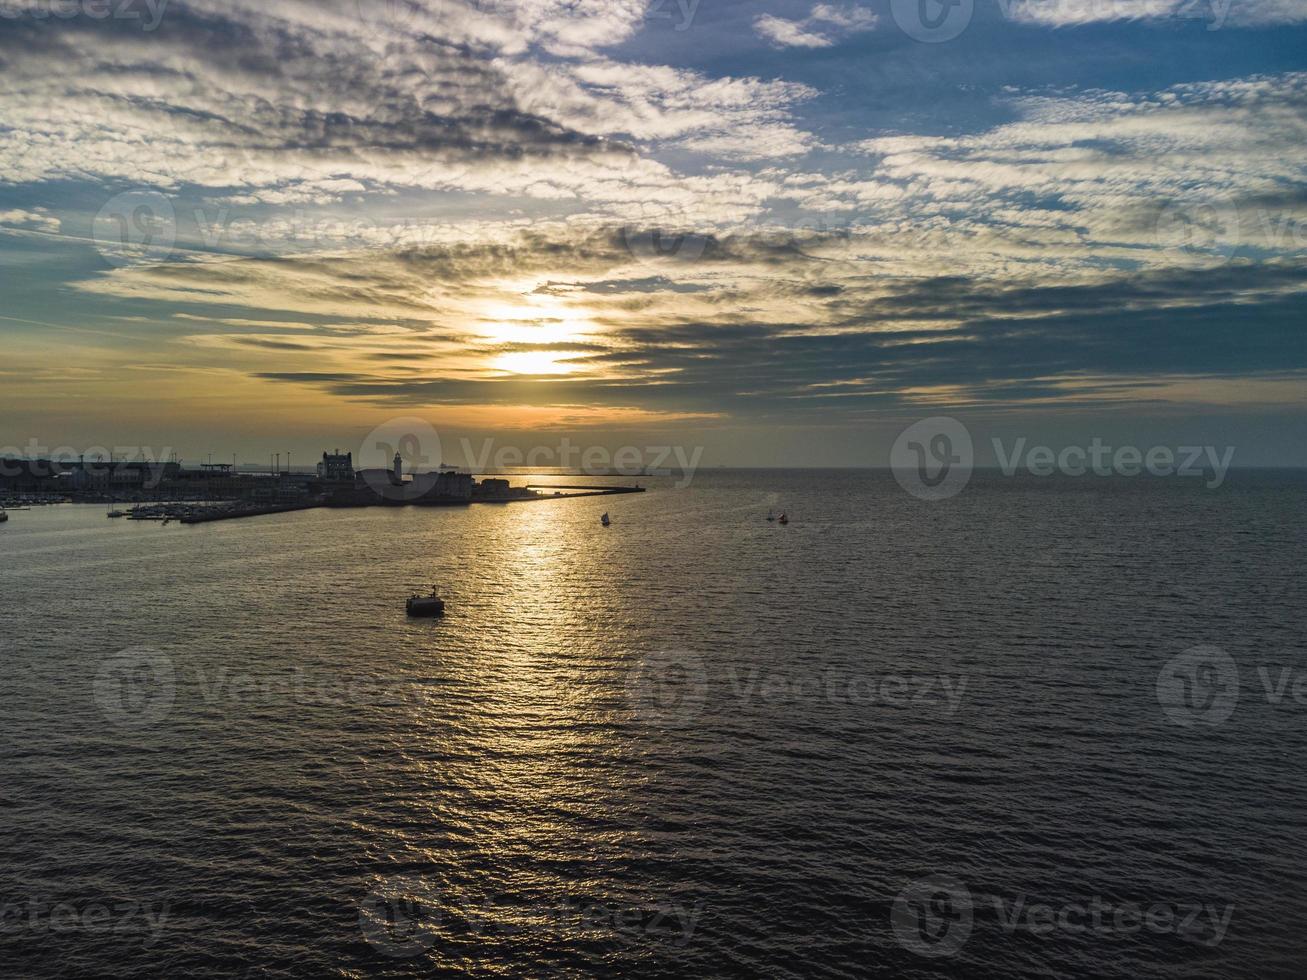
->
[522, 484, 646, 499]
[178, 490, 642, 520]
[179, 502, 319, 524]
[109, 483, 644, 526]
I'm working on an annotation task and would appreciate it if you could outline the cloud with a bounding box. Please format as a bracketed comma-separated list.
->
[999, 0, 1307, 28]
[4, 0, 1306, 437]
[62, 67, 1306, 423]
[755, 13, 837, 47]
[0, 1, 817, 211]
[0, 208, 60, 234]
[71, 216, 1307, 420]
[845, 72, 1307, 274]
[754, 4, 877, 48]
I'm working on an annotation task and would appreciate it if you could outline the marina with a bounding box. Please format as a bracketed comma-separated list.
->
[0, 451, 645, 527]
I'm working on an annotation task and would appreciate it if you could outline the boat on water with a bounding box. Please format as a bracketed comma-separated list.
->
[778, 512, 789, 525]
[107, 500, 126, 518]
[406, 589, 445, 617]
[600, 512, 611, 526]
[766, 510, 776, 522]
[0, 510, 8, 524]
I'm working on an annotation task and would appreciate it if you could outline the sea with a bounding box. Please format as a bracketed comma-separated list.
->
[2, 469, 1305, 978]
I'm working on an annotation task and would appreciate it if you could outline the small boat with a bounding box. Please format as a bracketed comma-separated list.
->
[778, 512, 789, 525]
[406, 589, 445, 617]
[0, 510, 7, 524]
[600, 512, 611, 527]
[766, 510, 776, 522]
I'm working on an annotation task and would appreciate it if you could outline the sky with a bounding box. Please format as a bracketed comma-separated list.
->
[1, 0, 1306, 468]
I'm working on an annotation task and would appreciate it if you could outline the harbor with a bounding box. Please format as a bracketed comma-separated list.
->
[115, 501, 322, 524]
[0, 450, 645, 527]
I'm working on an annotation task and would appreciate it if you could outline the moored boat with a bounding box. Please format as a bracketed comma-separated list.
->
[406, 589, 445, 617]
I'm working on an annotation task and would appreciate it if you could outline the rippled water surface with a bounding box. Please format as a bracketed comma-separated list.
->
[3, 470, 1305, 977]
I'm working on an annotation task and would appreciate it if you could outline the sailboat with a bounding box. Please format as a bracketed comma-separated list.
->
[778, 512, 789, 525]
[600, 512, 611, 527]
[107, 497, 126, 518]
[766, 510, 776, 522]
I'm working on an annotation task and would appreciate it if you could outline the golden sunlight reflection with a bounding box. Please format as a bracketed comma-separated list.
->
[392, 499, 632, 933]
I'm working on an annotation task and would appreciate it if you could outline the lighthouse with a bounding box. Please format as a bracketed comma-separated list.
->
[392, 451, 403, 485]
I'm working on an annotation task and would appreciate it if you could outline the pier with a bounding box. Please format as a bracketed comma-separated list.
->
[522, 484, 647, 499]
[111, 485, 645, 525]
[179, 502, 319, 524]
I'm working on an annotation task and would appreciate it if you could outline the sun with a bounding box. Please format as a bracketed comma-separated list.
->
[492, 350, 579, 375]
[478, 295, 594, 376]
